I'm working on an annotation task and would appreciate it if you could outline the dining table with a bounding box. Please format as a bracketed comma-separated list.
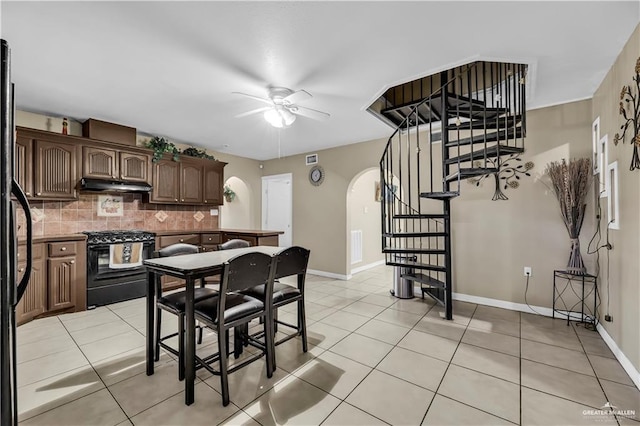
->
[144, 245, 282, 405]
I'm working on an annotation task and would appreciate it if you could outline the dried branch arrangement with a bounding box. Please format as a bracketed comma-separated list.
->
[545, 158, 592, 274]
[613, 57, 640, 171]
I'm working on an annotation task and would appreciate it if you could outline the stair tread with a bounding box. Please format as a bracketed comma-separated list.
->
[446, 167, 498, 182]
[383, 248, 446, 254]
[444, 127, 523, 147]
[392, 213, 447, 219]
[383, 232, 448, 237]
[402, 273, 446, 288]
[387, 259, 447, 272]
[445, 145, 524, 165]
[420, 191, 460, 200]
[454, 114, 523, 130]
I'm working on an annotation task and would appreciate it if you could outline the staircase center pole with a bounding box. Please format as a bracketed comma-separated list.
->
[440, 71, 453, 321]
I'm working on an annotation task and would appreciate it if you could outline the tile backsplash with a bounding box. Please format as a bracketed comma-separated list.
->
[17, 193, 218, 237]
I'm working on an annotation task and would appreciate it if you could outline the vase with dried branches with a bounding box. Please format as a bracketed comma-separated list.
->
[545, 158, 592, 275]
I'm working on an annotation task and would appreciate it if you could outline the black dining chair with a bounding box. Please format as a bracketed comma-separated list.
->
[193, 251, 276, 406]
[243, 246, 310, 367]
[154, 243, 218, 380]
[203, 239, 251, 287]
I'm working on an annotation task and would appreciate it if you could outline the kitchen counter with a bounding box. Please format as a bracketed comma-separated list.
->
[19, 234, 87, 244]
[154, 229, 283, 237]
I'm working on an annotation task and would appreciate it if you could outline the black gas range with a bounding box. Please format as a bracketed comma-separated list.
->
[82, 230, 156, 308]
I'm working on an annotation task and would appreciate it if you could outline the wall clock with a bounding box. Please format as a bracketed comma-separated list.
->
[309, 165, 325, 186]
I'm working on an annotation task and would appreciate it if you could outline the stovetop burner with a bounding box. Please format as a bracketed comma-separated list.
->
[83, 230, 156, 245]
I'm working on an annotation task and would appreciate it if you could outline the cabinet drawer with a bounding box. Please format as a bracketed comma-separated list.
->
[18, 244, 44, 261]
[200, 244, 218, 252]
[201, 233, 221, 244]
[158, 234, 200, 248]
[48, 242, 78, 257]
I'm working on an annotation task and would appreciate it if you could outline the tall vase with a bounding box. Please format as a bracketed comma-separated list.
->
[567, 238, 586, 275]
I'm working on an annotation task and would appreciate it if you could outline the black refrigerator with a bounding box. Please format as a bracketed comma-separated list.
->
[1, 39, 33, 426]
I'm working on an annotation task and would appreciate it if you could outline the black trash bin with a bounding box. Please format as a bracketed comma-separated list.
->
[390, 255, 416, 299]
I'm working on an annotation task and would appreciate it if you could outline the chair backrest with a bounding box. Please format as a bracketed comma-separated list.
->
[217, 239, 251, 251]
[218, 252, 276, 319]
[154, 243, 199, 258]
[274, 246, 310, 280]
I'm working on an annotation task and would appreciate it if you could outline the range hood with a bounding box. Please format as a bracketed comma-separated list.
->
[80, 177, 152, 193]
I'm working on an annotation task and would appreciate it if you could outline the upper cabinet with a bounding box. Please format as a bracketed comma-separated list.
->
[82, 147, 151, 183]
[151, 159, 180, 203]
[33, 139, 78, 200]
[149, 157, 226, 206]
[203, 162, 224, 205]
[180, 159, 203, 204]
[15, 136, 33, 197]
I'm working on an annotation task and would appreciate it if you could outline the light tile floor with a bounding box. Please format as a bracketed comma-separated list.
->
[16, 265, 640, 425]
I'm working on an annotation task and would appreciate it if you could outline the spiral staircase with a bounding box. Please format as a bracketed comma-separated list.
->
[378, 61, 528, 319]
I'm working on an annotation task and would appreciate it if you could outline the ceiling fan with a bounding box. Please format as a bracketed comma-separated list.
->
[232, 87, 330, 128]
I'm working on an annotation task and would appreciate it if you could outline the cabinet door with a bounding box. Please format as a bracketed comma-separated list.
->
[120, 152, 151, 183]
[83, 147, 118, 179]
[151, 159, 180, 203]
[48, 256, 77, 311]
[34, 140, 78, 199]
[15, 258, 46, 325]
[203, 163, 223, 205]
[180, 160, 203, 204]
[15, 136, 33, 197]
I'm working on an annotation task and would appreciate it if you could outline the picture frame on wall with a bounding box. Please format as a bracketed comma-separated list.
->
[97, 195, 124, 217]
[607, 161, 620, 230]
[599, 134, 608, 197]
[592, 117, 600, 175]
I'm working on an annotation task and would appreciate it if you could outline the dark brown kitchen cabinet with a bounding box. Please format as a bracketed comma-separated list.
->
[120, 152, 151, 182]
[180, 159, 203, 204]
[15, 136, 33, 197]
[83, 147, 151, 183]
[47, 242, 80, 313]
[151, 159, 180, 203]
[203, 163, 223, 205]
[33, 139, 78, 200]
[15, 244, 45, 325]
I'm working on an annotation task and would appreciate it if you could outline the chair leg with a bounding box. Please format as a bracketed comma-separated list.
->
[178, 313, 185, 381]
[154, 307, 162, 362]
[263, 314, 274, 378]
[298, 298, 308, 353]
[197, 322, 203, 345]
[233, 326, 243, 359]
[218, 326, 230, 406]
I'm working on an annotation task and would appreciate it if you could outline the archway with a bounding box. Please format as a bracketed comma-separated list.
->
[220, 176, 252, 229]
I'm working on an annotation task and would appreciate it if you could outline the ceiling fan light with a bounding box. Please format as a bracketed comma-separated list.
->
[281, 109, 296, 126]
[264, 108, 284, 128]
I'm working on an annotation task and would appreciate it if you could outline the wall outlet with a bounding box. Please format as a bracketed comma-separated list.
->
[524, 267, 532, 277]
[605, 314, 613, 322]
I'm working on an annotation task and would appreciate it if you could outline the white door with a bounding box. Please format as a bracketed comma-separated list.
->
[262, 173, 292, 247]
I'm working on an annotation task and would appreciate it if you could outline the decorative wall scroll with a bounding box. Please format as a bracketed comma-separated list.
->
[613, 57, 640, 171]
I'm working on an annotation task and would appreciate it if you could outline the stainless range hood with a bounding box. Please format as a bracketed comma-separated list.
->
[80, 177, 152, 193]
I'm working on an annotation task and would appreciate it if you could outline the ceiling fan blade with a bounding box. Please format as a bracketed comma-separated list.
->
[283, 90, 312, 104]
[232, 92, 273, 106]
[234, 106, 271, 118]
[290, 105, 330, 121]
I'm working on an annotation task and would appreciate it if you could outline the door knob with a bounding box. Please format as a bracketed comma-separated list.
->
[18, 268, 24, 273]
[175, 198, 178, 202]
[70, 260, 75, 264]
[179, 239, 184, 243]
[36, 192, 41, 196]
[60, 247, 67, 251]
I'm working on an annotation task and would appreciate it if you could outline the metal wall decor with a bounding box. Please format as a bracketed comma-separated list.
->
[468, 153, 534, 200]
[612, 57, 640, 171]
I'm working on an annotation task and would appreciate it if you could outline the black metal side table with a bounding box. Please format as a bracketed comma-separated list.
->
[553, 270, 598, 329]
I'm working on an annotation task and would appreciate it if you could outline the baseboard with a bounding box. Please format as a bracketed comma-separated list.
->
[452, 291, 640, 391]
[452, 292, 554, 317]
[596, 324, 640, 390]
[307, 269, 350, 281]
[350, 260, 386, 275]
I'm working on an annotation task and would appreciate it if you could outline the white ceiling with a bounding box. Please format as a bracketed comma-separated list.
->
[1, 1, 638, 160]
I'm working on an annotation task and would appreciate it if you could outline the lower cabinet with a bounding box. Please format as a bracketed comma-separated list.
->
[16, 239, 86, 326]
[16, 244, 46, 325]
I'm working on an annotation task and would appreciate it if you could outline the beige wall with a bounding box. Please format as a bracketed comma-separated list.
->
[348, 168, 384, 270]
[591, 23, 640, 372]
[220, 176, 253, 229]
